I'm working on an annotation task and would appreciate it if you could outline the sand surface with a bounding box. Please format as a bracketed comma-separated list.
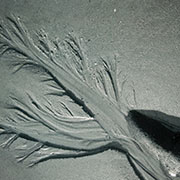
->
[0, 0, 180, 180]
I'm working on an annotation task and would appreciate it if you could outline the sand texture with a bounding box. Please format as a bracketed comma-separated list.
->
[0, 15, 179, 180]
[0, 1, 180, 180]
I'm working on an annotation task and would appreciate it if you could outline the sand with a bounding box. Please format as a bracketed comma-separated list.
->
[0, 1, 180, 180]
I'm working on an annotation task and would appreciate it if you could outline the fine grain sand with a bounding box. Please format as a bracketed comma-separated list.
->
[0, 1, 180, 180]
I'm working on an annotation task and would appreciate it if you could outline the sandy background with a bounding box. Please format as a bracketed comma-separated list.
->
[0, 0, 180, 179]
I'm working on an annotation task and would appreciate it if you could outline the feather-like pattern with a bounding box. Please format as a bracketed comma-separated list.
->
[0, 15, 174, 180]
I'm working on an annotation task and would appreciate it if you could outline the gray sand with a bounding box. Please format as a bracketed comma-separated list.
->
[0, 1, 180, 180]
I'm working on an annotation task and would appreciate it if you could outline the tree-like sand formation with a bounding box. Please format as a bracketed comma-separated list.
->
[0, 15, 177, 180]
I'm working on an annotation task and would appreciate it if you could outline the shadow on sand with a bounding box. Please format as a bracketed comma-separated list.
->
[127, 110, 180, 157]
